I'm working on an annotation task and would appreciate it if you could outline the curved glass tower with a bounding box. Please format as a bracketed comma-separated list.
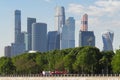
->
[102, 30, 114, 51]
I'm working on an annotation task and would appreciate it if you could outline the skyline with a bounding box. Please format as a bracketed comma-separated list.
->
[1, 0, 120, 56]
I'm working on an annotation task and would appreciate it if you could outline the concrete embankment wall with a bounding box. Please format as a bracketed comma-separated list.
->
[0, 77, 120, 80]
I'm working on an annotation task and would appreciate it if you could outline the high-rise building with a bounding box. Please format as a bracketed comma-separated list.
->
[79, 14, 95, 47]
[4, 46, 11, 57]
[32, 23, 47, 52]
[48, 31, 59, 51]
[11, 10, 25, 57]
[27, 18, 36, 50]
[55, 6, 65, 33]
[79, 31, 95, 47]
[80, 14, 88, 31]
[21, 32, 28, 51]
[102, 30, 114, 51]
[11, 43, 25, 56]
[15, 10, 21, 43]
[61, 17, 75, 49]
[54, 6, 66, 50]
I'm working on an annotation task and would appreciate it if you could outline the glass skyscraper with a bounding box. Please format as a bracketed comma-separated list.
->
[15, 10, 21, 43]
[79, 31, 95, 47]
[48, 31, 60, 51]
[55, 6, 65, 33]
[102, 30, 114, 51]
[11, 10, 25, 57]
[27, 18, 36, 50]
[61, 17, 75, 49]
[32, 23, 47, 52]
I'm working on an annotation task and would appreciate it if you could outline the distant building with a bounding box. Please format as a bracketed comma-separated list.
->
[102, 30, 114, 51]
[32, 23, 47, 52]
[80, 14, 88, 31]
[15, 10, 21, 44]
[21, 32, 28, 51]
[11, 43, 25, 57]
[4, 46, 11, 57]
[11, 10, 25, 57]
[79, 31, 95, 47]
[27, 18, 36, 50]
[54, 6, 66, 50]
[55, 6, 65, 33]
[48, 31, 59, 51]
[61, 17, 75, 49]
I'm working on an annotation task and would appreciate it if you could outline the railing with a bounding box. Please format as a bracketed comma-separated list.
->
[1, 74, 120, 77]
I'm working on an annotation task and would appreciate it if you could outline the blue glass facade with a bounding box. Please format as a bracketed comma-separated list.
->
[32, 23, 47, 52]
[48, 31, 60, 51]
[61, 17, 75, 49]
[79, 31, 95, 47]
[27, 18, 36, 50]
[102, 31, 114, 51]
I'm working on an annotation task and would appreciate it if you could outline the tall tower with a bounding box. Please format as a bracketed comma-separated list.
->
[61, 17, 75, 49]
[11, 10, 25, 57]
[32, 23, 47, 52]
[27, 18, 36, 50]
[80, 14, 88, 31]
[102, 30, 114, 51]
[15, 10, 21, 43]
[55, 6, 65, 33]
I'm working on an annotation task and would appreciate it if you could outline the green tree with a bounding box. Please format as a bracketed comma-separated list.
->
[12, 53, 38, 74]
[0, 57, 16, 75]
[73, 46, 100, 74]
[99, 51, 114, 74]
[111, 49, 120, 73]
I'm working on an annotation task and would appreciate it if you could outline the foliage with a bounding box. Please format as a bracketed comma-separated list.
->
[0, 57, 16, 75]
[111, 50, 120, 73]
[1, 46, 120, 74]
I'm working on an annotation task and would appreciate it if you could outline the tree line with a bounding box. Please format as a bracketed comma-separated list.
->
[0, 46, 120, 75]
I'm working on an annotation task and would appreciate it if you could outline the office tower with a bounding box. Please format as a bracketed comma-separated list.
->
[61, 17, 75, 49]
[15, 10, 21, 43]
[27, 18, 36, 50]
[32, 23, 47, 52]
[79, 31, 95, 47]
[102, 30, 114, 51]
[48, 31, 60, 51]
[21, 32, 28, 51]
[4, 46, 11, 57]
[80, 14, 88, 31]
[55, 6, 65, 33]
[11, 43, 25, 56]
[11, 10, 25, 57]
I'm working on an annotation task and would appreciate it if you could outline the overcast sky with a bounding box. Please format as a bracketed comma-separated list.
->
[0, 0, 120, 56]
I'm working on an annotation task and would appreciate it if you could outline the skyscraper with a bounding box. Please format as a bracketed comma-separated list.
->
[80, 14, 88, 31]
[55, 6, 65, 33]
[15, 10, 21, 43]
[32, 23, 47, 52]
[61, 17, 75, 49]
[102, 30, 114, 51]
[48, 31, 59, 51]
[21, 32, 28, 51]
[79, 31, 95, 47]
[79, 14, 95, 47]
[11, 10, 25, 57]
[54, 6, 66, 50]
[27, 18, 36, 50]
